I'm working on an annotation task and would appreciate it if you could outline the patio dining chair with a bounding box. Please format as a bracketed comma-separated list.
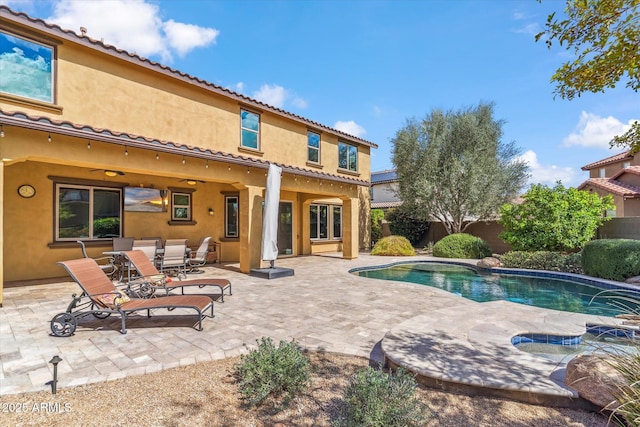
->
[123, 249, 232, 302]
[188, 237, 211, 273]
[158, 239, 188, 277]
[52, 258, 214, 336]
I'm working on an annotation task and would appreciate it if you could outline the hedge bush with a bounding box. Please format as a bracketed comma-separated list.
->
[581, 239, 640, 281]
[371, 209, 386, 244]
[371, 235, 416, 256]
[386, 207, 430, 245]
[499, 251, 583, 274]
[432, 233, 491, 259]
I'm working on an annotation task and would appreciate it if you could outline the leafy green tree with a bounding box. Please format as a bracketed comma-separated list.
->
[386, 206, 430, 245]
[499, 182, 615, 251]
[370, 209, 386, 244]
[391, 102, 529, 235]
[536, 0, 640, 152]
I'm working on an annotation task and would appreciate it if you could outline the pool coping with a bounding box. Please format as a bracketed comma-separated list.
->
[359, 259, 638, 408]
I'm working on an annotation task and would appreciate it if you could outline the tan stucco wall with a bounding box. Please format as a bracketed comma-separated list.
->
[0, 30, 370, 180]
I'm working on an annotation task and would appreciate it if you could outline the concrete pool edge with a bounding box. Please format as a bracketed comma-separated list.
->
[380, 300, 630, 409]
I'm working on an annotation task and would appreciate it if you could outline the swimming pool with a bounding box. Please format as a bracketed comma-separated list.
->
[353, 262, 640, 317]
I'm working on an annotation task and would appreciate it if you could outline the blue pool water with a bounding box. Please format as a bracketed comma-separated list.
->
[354, 262, 640, 317]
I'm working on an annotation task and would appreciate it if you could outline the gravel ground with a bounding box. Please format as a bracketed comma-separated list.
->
[1, 352, 609, 427]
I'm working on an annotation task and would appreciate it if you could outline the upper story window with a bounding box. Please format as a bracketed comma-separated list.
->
[307, 131, 320, 163]
[0, 30, 54, 103]
[171, 192, 192, 221]
[599, 168, 606, 178]
[338, 142, 358, 172]
[623, 161, 631, 169]
[240, 109, 260, 150]
[56, 184, 122, 241]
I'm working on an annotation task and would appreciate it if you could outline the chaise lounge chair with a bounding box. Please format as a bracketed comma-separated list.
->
[51, 258, 214, 336]
[123, 249, 232, 302]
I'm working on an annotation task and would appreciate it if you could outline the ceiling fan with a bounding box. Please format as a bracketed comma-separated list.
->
[89, 169, 125, 177]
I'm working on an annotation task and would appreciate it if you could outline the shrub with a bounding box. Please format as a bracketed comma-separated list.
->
[386, 207, 430, 245]
[338, 366, 428, 427]
[371, 235, 415, 256]
[581, 239, 640, 281]
[499, 182, 614, 252]
[371, 209, 386, 244]
[235, 337, 311, 408]
[499, 251, 583, 274]
[432, 233, 491, 259]
[93, 217, 120, 238]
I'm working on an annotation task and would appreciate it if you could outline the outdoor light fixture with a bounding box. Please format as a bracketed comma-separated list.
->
[87, 140, 91, 149]
[155, 152, 159, 160]
[48, 133, 52, 142]
[208, 208, 214, 216]
[124, 146, 128, 156]
[205, 160, 209, 169]
[182, 156, 186, 165]
[104, 170, 124, 177]
[187, 179, 197, 185]
[0, 124, 4, 138]
[48, 355, 63, 395]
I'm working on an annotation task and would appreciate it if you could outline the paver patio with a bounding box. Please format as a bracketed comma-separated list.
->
[0, 253, 627, 406]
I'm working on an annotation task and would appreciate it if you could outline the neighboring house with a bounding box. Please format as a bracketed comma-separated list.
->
[578, 150, 640, 217]
[0, 6, 377, 301]
[371, 170, 401, 210]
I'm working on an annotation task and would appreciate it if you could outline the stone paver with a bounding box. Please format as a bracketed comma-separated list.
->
[0, 254, 631, 404]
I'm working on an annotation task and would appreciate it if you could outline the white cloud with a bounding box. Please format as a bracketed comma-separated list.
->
[517, 150, 578, 187]
[562, 111, 635, 148]
[512, 23, 541, 35]
[233, 82, 245, 93]
[334, 120, 366, 138]
[47, 0, 218, 62]
[163, 20, 219, 57]
[251, 84, 308, 110]
[252, 84, 287, 108]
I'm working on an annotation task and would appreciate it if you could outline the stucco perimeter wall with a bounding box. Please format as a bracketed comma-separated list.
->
[2, 30, 370, 179]
[423, 221, 512, 254]
[597, 217, 640, 240]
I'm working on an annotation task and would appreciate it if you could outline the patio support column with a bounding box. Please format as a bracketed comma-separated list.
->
[300, 198, 313, 255]
[0, 160, 3, 306]
[341, 196, 359, 260]
[239, 185, 263, 273]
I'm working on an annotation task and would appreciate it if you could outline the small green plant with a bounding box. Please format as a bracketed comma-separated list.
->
[371, 235, 416, 256]
[336, 366, 428, 427]
[235, 337, 311, 408]
[582, 239, 640, 281]
[432, 233, 491, 259]
[499, 251, 583, 274]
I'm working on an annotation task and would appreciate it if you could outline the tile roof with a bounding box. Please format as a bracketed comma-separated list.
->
[0, 5, 377, 149]
[611, 165, 640, 179]
[371, 170, 398, 184]
[371, 201, 403, 209]
[580, 150, 632, 170]
[0, 108, 370, 186]
[577, 178, 640, 197]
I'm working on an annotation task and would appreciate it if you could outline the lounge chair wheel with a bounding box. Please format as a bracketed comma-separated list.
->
[90, 303, 111, 319]
[50, 313, 77, 337]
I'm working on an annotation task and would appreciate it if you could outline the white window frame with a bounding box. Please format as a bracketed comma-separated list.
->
[307, 130, 321, 164]
[240, 109, 260, 150]
[171, 192, 192, 221]
[338, 141, 358, 172]
[599, 168, 606, 178]
[310, 203, 342, 241]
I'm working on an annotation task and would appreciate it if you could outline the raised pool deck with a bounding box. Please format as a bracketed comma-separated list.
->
[1, 254, 636, 407]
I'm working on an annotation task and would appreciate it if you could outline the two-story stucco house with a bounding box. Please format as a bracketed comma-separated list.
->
[0, 6, 377, 303]
[578, 150, 640, 217]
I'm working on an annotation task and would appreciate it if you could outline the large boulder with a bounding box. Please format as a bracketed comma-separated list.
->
[477, 257, 501, 269]
[625, 275, 640, 285]
[566, 354, 626, 410]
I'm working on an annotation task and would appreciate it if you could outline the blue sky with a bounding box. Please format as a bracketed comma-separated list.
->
[3, 0, 638, 187]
